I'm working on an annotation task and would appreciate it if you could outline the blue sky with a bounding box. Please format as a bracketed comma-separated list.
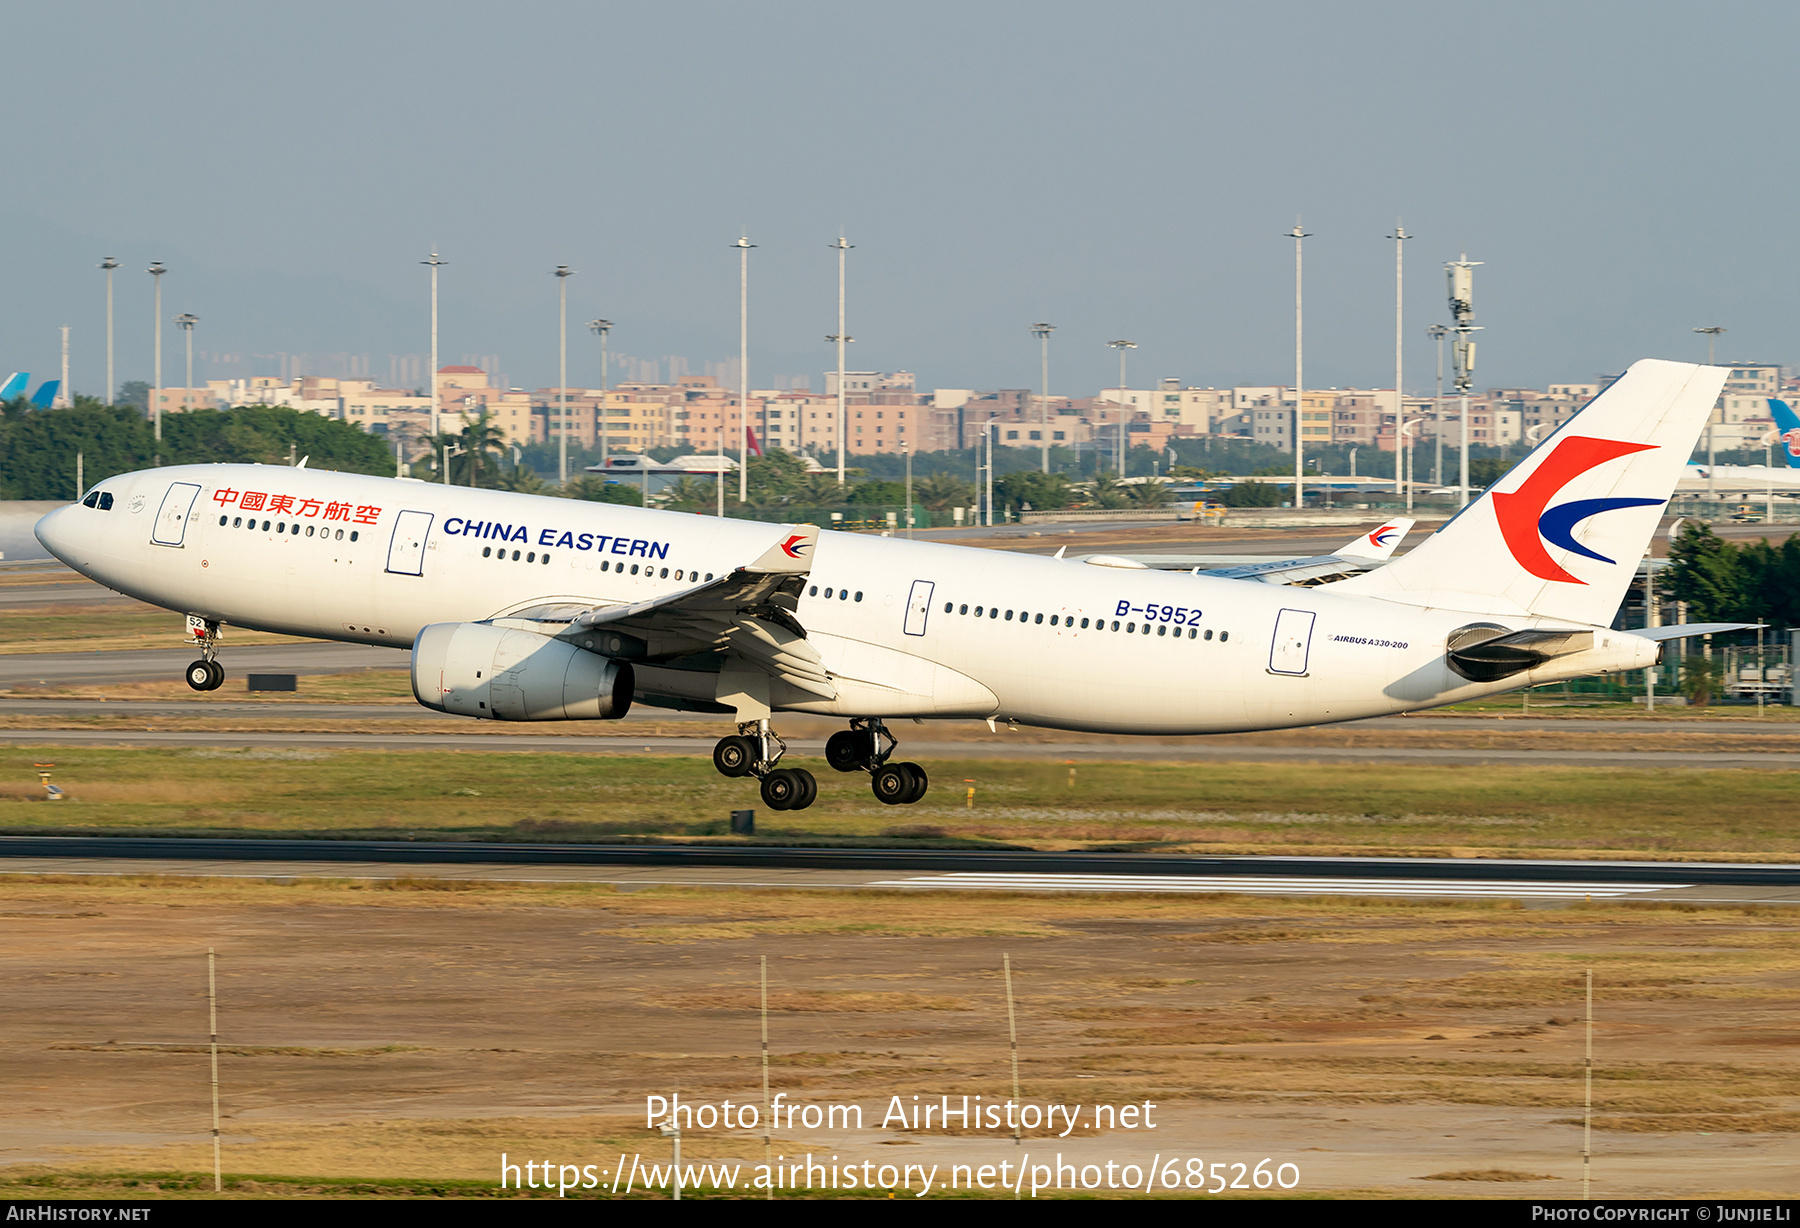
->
[3, 1, 1794, 399]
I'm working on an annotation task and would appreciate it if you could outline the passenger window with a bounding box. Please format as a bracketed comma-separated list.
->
[1005, 610, 1013, 621]
[824, 587, 833, 598]
[705, 573, 714, 581]
[601, 561, 610, 571]
[1204, 628, 1212, 640]
[1220, 631, 1229, 642]
[989, 607, 998, 619]
[349, 531, 358, 542]
[233, 517, 242, 528]
[809, 585, 818, 595]
[1157, 625, 1166, 636]
[854, 591, 862, 602]
[512, 550, 521, 561]
[943, 602, 952, 613]
[1080, 618, 1089, 629]
[217, 514, 226, 526]
[675, 570, 683, 580]
[543, 554, 551, 565]
[1111, 620, 1120, 631]
[1035, 613, 1044, 624]
[306, 525, 315, 537]
[974, 606, 982, 616]
[277, 523, 285, 534]
[659, 567, 668, 578]
[335, 529, 344, 540]
[527, 552, 536, 563]
[260, 520, 270, 531]
[483, 546, 492, 557]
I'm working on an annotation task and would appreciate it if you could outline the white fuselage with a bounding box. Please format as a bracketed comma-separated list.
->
[36, 464, 1655, 734]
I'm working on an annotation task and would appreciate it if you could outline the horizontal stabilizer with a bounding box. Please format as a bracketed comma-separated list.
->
[1628, 622, 1763, 642]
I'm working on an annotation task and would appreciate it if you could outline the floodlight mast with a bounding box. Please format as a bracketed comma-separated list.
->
[1446, 254, 1482, 508]
[553, 265, 574, 485]
[1288, 223, 1310, 509]
[588, 319, 612, 463]
[1032, 323, 1055, 473]
[1694, 326, 1726, 502]
[99, 257, 119, 404]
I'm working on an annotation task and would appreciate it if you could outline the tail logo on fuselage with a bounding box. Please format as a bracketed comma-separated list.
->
[1491, 435, 1664, 585]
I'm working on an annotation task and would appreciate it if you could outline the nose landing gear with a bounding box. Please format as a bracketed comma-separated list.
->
[712, 720, 817, 811]
[183, 619, 225, 692]
[827, 718, 928, 805]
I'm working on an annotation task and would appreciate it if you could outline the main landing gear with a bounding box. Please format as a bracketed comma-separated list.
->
[710, 717, 929, 808]
[826, 718, 929, 806]
[184, 619, 225, 692]
[712, 719, 818, 811]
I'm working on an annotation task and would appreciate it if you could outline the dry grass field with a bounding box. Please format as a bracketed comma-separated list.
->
[0, 875, 1793, 1199]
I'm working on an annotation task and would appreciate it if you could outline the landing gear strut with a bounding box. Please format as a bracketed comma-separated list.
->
[184, 619, 224, 692]
[712, 720, 817, 811]
[826, 718, 928, 805]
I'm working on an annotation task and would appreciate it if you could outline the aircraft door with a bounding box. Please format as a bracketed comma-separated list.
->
[1268, 608, 1316, 676]
[903, 579, 935, 636]
[385, 510, 433, 576]
[150, 482, 201, 546]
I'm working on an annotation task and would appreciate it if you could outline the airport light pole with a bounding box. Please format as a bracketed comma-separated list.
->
[1399, 417, 1421, 511]
[830, 234, 851, 486]
[423, 250, 446, 441]
[734, 234, 754, 502]
[148, 262, 166, 445]
[1695, 326, 1725, 502]
[1288, 222, 1311, 509]
[1032, 323, 1055, 473]
[1427, 323, 1447, 487]
[176, 314, 198, 406]
[588, 319, 612, 463]
[99, 257, 119, 403]
[1108, 340, 1136, 475]
[57, 325, 70, 408]
[1446, 254, 1482, 508]
[1389, 225, 1409, 491]
[553, 265, 574, 485]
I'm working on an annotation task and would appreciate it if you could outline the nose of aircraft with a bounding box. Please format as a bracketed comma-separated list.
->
[34, 503, 80, 565]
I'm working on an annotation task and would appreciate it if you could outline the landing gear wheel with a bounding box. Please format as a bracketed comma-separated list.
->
[789, 767, 818, 810]
[185, 660, 214, 691]
[896, 761, 928, 804]
[760, 768, 805, 811]
[713, 735, 756, 778]
[825, 730, 865, 773]
[871, 763, 914, 805]
[204, 660, 224, 690]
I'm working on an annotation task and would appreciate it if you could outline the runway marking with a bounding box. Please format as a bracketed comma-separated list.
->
[866, 872, 1686, 899]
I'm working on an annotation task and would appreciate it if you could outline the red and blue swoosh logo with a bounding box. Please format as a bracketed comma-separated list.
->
[780, 533, 811, 559]
[1491, 436, 1664, 585]
[1368, 523, 1401, 548]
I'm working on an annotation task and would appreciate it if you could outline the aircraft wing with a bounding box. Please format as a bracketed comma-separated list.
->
[1193, 519, 1416, 587]
[489, 523, 836, 699]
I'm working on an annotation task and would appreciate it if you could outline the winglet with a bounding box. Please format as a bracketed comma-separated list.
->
[746, 524, 819, 574]
[1336, 517, 1415, 562]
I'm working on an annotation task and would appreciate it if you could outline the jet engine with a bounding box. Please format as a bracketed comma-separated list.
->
[411, 622, 634, 720]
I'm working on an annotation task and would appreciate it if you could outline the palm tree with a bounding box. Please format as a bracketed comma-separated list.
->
[1127, 478, 1171, 508]
[914, 473, 975, 512]
[460, 411, 507, 487]
[661, 476, 716, 513]
[1087, 470, 1132, 510]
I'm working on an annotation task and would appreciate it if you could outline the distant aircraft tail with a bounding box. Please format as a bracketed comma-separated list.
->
[0, 372, 27, 401]
[29, 380, 59, 408]
[1330, 359, 1728, 626]
[1769, 398, 1800, 468]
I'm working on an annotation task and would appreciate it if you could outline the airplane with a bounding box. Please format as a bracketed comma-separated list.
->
[1072, 518, 1415, 585]
[0, 373, 60, 406]
[34, 358, 1750, 814]
[1677, 396, 1800, 492]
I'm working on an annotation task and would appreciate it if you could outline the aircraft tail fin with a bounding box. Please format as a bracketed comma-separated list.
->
[1769, 398, 1800, 468]
[1331, 359, 1727, 625]
[30, 380, 59, 408]
[0, 372, 27, 401]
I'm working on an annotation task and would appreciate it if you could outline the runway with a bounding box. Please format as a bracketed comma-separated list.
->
[1, 836, 1795, 905]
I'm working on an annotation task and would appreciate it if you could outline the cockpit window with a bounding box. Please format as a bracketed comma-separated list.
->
[81, 492, 114, 510]
[82, 493, 99, 508]
[100, 492, 113, 510]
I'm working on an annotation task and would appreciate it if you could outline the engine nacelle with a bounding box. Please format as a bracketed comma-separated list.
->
[411, 622, 634, 721]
